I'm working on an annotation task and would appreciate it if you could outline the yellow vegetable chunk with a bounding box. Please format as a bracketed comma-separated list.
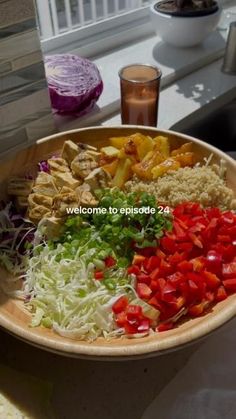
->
[102, 159, 119, 176]
[100, 146, 120, 158]
[110, 136, 129, 149]
[171, 142, 192, 156]
[152, 158, 181, 178]
[132, 149, 164, 180]
[130, 133, 154, 160]
[112, 158, 133, 188]
[152, 136, 170, 158]
[174, 152, 195, 167]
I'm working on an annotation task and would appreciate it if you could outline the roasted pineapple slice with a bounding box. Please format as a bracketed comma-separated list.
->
[152, 158, 181, 178]
[152, 136, 170, 158]
[109, 136, 129, 149]
[174, 152, 195, 167]
[130, 133, 154, 160]
[112, 158, 133, 188]
[102, 159, 119, 177]
[132, 149, 164, 180]
[171, 142, 192, 156]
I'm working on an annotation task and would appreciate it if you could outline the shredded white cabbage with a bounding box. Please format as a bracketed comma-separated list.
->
[24, 243, 133, 341]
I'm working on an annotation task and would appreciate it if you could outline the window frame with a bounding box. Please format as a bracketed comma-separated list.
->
[40, 6, 153, 58]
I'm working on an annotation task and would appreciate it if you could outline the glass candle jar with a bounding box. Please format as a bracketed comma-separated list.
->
[119, 64, 162, 126]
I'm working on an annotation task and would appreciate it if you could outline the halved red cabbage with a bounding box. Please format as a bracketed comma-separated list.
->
[44, 54, 103, 114]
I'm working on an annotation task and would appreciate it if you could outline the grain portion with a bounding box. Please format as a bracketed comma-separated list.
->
[125, 166, 236, 210]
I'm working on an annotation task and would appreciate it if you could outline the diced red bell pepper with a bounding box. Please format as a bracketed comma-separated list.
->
[217, 235, 231, 243]
[137, 272, 151, 285]
[173, 221, 188, 240]
[156, 249, 166, 259]
[205, 291, 215, 302]
[222, 263, 236, 278]
[222, 278, 236, 292]
[94, 270, 104, 280]
[206, 250, 222, 273]
[191, 256, 206, 272]
[112, 296, 129, 314]
[144, 256, 161, 273]
[105, 256, 116, 267]
[215, 286, 227, 302]
[168, 252, 187, 265]
[150, 279, 159, 292]
[161, 236, 177, 253]
[150, 267, 160, 281]
[159, 259, 173, 276]
[126, 305, 143, 321]
[203, 271, 221, 289]
[157, 322, 174, 332]
[127, 265, 140, 275]
[221, 211, 236, 225]
[148, 295, 163, 310]
[137, 318, 150, 333]
[124, 322, 138, 334]
[137, 283, 152, 299]
[177, 260, 193, 273]
[132, 255, 146, 265]
[116, 311, 127, 327]
[188, 233, 203, 248]
[167, 272, 184, 287]
[188, 302, 205, 317]
[177, 242, 193, 252]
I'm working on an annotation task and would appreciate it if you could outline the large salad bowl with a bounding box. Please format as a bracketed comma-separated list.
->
[0, 126, 236, 360]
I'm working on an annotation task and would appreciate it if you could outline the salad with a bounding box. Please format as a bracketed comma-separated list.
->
[0, 133, 236, 341]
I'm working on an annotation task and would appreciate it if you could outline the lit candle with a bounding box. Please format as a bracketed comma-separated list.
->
[119, 64, 162, 127]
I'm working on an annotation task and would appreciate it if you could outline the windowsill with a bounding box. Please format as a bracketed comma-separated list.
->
[54, 1, 235, 133]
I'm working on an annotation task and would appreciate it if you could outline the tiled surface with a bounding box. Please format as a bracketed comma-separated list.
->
[0, 0, 55, 154]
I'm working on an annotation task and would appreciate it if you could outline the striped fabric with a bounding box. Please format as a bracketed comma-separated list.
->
[0, 0, 55, 156]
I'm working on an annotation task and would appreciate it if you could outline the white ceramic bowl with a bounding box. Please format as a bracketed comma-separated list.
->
[149, 2, 222, 47]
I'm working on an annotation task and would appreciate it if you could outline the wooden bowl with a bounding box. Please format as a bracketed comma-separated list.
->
[0, 126, 236, 360]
